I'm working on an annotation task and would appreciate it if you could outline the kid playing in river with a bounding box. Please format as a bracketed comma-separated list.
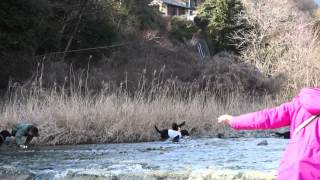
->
[11, 123, 39, 149]
[218, 88, 320, 180]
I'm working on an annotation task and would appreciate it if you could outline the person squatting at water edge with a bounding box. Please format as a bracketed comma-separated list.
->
[218, 88, 320, 180]
[11, 123, 39, 149]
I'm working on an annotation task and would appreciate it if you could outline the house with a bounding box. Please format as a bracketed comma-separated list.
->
[150, 0, 203, 18]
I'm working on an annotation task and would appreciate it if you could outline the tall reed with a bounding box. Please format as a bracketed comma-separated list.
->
[0, 66, 276, 145]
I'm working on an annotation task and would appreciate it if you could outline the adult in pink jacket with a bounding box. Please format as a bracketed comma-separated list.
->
[218, 88, 320, 180]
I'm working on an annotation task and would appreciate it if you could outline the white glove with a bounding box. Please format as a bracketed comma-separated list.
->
[218, 114, 233, 126]
[19, 145, 28, 149]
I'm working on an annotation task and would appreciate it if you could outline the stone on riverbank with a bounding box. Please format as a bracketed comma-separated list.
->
[257, 140, 268, 146]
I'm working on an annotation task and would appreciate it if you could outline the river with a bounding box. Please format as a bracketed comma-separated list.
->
[0, 138, 288, 180]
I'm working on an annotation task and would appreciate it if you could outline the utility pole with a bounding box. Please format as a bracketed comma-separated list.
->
[188, 0, 191, 18]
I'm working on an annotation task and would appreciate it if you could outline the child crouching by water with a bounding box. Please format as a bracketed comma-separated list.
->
[218, 88, 320, 180]
[11, 123, 39, 149]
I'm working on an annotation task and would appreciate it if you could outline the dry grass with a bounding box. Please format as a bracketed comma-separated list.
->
[0, 71, 277, 145]
[236, 0, 320, 97]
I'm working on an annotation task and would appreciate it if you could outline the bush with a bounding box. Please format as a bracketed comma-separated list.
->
[169, 17, 198, 42]
[237, 0, 320, 96]
[121, 0, 163, 30]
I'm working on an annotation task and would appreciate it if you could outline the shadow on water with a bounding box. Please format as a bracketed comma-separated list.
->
[0, 138, 288, 180]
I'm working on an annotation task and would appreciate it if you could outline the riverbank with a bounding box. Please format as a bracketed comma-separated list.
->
[0, 85, 279, 145]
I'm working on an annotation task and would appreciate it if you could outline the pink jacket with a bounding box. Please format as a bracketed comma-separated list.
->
[231, 88, 320, 180]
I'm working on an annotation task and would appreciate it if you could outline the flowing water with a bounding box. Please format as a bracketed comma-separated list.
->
[0, 138, 288, 180]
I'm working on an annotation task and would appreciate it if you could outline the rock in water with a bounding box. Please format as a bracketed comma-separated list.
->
[0, 166, 35, 180]
[217, 133, 224, 138]
[257, 140, 268, 146]
[274, 131, 290, 139]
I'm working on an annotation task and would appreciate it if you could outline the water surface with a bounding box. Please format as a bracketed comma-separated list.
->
[0, 138, 288, 179]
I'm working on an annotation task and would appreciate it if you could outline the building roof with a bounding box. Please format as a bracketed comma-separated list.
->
[163, 0, 189, 8]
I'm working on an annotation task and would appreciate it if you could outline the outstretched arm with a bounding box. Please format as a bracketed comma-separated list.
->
[219, 101, 293, 130]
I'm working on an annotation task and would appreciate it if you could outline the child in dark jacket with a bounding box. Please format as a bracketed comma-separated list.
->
[11, 123, 39, 149]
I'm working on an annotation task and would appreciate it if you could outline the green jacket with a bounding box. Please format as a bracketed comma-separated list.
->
[12, 123, 33, 145]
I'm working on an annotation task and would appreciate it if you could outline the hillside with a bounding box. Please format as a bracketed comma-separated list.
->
[0, 0, 281, 96]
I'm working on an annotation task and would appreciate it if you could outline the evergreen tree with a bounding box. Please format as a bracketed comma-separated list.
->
[196, 0, 246, 52]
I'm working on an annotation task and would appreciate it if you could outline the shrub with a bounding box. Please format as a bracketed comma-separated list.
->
[236, 0, 320, 96]
[169, 17, 198, 42]
[120, 0, 163, 30]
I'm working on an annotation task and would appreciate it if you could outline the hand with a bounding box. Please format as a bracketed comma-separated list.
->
[19, 145, 28, 149]
[218, 114, 233, 126]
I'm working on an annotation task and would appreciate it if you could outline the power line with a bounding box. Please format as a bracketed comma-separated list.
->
[36, 42, 131, 57]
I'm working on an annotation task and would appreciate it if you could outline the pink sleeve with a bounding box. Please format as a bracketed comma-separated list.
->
[231, 102, 293, 130]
